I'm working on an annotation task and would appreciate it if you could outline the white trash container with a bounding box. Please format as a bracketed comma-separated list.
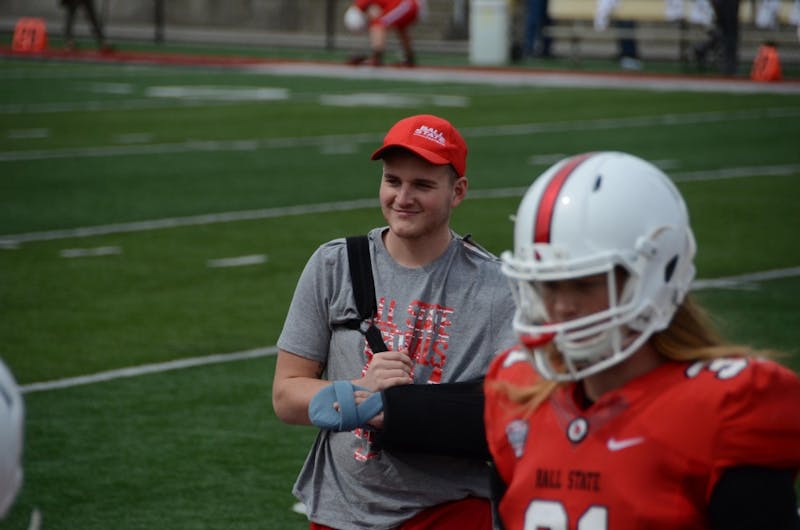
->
[469, 0, 510, 65]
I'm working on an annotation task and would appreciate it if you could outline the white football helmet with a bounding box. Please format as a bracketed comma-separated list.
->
[0, 358, 23, 518]
[502, 152, 696, 381]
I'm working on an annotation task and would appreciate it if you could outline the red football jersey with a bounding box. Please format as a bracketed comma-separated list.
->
[484, 348, 800, 530]
[353, 0, 418, 28]
[355, 0, 400, 9]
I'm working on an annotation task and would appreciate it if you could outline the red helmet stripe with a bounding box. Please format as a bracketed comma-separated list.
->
[534, 152, 595, 243]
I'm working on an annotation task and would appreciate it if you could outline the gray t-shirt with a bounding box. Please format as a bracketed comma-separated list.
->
[277, 227, 517, 529]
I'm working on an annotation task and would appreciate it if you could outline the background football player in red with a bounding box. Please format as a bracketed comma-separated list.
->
[484, 151, 800, 530]
[344, 0, 421, 66]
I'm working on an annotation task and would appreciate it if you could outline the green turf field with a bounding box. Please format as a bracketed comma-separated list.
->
[1, 47, 799, 528]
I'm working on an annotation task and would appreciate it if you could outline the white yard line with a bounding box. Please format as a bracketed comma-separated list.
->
[20, 347, 278, 394]
[692, 266, 800, 290]
[60, 245, 122, 258]
[18, 267, 800, 394]
[1, 107, 798, 162]
[0, 98, 243, 115]
[0, 198, 378, 245]
[1, 162, 798, 246]
[206, 254, 268, 268]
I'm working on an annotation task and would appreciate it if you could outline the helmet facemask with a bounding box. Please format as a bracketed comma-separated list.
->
[504, 247, 651, 381]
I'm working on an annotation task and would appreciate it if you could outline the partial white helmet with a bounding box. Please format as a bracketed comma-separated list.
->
[344, 5, 367, 33]
[501, 152, 696, 381]
[0, 358, 23, 518]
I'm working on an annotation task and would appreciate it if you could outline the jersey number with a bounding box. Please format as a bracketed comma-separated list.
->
[525, 500, 607, 530]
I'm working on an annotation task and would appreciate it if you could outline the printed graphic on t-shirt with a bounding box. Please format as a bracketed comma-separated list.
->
[364, 297, 453, 383]
[353, 296, 455, 461]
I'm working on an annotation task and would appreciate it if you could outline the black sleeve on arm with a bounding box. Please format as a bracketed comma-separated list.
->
[708, 466, 800, 530]
[376, 379, 490, 460]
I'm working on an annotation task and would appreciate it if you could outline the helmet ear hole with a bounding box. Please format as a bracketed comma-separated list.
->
[664, 255, 678, 283]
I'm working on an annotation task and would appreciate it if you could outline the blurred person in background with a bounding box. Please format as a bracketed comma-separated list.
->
[343, 0, 422, 66]
[485, 151, 800, 529]
[692, 0, 741, 74]
[523, 0, 553, 58]
[60, 0, 112, 51]
[710, 0, 741, 75]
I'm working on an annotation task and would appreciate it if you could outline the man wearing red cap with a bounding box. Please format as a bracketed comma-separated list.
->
[273, 114, 516, 529]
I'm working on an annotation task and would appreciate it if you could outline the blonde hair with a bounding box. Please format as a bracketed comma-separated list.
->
[496, 295, 771, 414]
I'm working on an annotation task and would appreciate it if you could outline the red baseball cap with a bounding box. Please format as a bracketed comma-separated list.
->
[371, 114, 468, 177]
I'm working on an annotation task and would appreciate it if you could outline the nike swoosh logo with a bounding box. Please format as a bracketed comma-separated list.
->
[607, 437, 645, 451]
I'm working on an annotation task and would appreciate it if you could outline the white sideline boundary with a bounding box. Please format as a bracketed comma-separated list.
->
[248, 63, 800, 95]
[19, 267, 800, 395]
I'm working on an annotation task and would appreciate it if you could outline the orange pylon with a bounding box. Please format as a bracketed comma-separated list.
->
[12, 17, 48, 53]
[751, 43, 783, 82]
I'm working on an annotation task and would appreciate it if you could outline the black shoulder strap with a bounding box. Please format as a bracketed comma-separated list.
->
[345, 236, 388, 353]
[345, 235, 376, 321]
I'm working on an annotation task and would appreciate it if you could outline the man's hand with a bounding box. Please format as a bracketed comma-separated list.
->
[354, 390, 385, 429]
[356, 349, 414, 391]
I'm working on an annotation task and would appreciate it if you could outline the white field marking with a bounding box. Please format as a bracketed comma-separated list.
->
[432, 95, 470, 107]
[27, 508, 41, 530]
[114, 132, 155, 144]
[17, 267, 800, 394]
[463, 108, 800, 140]
[20, 346, 279, 394]
[60, 246, 122, 258]
[6, 128, 50, 139]
[319, 93, 426, 108]
[650, 159, 682, 170]
[671, 164, 800, 182]
[0, 198, 378, 245]
[145, 86, 290, 101]
[0, 98, 243, 115]
[0, 131, 379, 161]
[320, 142, 359, 155]
[89, 82, 134, 95]
[692, 266, 800, 290]
[318, 92, 468, 108]
[4, 58, 800, 94]
[527, 153, 568, 165]
[2, 162, 799, 246]
[207, 254, 268, 268]
[249, 62, 800, 94]
[2, 107, 798, 162]
[0, 64, 224, 80]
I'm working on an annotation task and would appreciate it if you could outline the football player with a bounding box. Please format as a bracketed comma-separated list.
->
[484, 151, 800, 529]
[344, 0, 422, 66]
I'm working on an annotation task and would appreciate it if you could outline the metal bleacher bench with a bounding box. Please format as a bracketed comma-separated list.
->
[540, 0, 800, 64]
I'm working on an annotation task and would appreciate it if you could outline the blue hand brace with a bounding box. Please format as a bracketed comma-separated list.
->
[308, 380, 384, 431]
